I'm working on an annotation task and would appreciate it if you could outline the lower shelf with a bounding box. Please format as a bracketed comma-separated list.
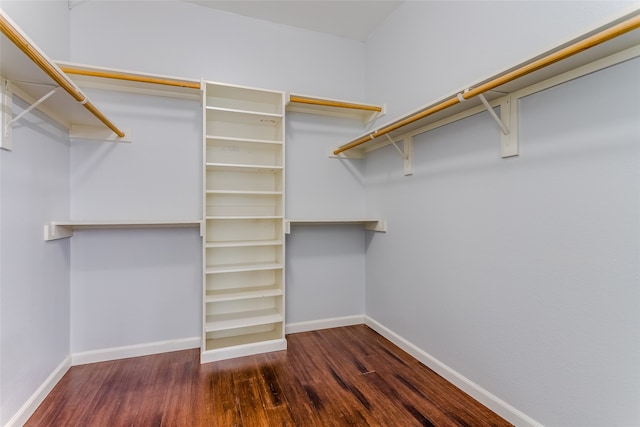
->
[284, 218, 387, 234]
[201, 336, 287, 363]
[44, 219, 203, 241]
[205, 308, 283, 332]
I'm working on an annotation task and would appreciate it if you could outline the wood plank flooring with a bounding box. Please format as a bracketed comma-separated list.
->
[26, 325, 512, 426]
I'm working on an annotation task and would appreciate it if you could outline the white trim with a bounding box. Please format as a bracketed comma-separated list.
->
[364, 316, 544, 427]
[71, 336, 200, 366]
[285, 314, 365, 334]
[4, 355, 71, 427]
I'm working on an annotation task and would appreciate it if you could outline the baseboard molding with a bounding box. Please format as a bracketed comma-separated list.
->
[5, 355, 71, 427]
[71, 336, 201, 366]
[285, 314, 365, 334]
[364, 316, 543, 427]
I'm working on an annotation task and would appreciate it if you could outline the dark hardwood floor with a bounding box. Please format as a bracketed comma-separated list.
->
[26, 325, 512, 426]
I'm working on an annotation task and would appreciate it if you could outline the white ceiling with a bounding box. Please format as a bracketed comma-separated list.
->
[185, 1, 402, 42]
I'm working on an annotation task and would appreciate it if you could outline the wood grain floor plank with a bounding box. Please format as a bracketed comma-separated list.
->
[25, 325, 512, 427]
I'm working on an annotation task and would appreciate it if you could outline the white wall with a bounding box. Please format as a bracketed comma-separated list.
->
[0, 0, 70, 61]
[364, 2, 640, 425]
[69, 0, 365, 100]
[69, 89, 203, 353]
[0, 2, 71, 425]
[67, 0, 369, 350]
[0, 101, 71, 425]
[285, 113, 368, 324]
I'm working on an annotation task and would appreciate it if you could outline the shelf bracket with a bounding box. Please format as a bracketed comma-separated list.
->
[386, 134, 407, 160]
[476, 93, 518, 158]
[363, 219, 388, 232]
[499, 95, 519, 158]
[364, 103, 386, 125]
[477, 93, 509, 135]
[1, 79, 14, 151]
[44, 223, 73, 241]
[403, 136, 413, 176]
[385, 134, 413, 176]
[7, 87, 61, 129]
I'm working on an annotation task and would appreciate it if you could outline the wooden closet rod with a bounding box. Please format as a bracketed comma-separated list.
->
[59, 67, 201, 90]
[334, 12, 640, 155]
[0, 11, 125, 138]
[289, 95, 383, 112]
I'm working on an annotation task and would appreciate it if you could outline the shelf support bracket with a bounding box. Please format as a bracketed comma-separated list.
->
[477, 93, 509, 135]
[1, 79, 14, 151]
[44, 223, 73, 241]
[476, 93, 518, 158]
[386, 134, 407, 160]
[7, 87, 61, 128]
[499, 95, 519, 158]
[385, 134, 413, 176]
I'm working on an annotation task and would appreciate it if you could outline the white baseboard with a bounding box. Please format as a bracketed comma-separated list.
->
[71, 336, 201, 366]
[5, 355, 71, 427]
[285, 314, 365, 334]
[364, 316, 543, 427]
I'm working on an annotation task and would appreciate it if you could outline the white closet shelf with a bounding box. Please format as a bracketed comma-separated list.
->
[202, 334, 286, 361]
[206, 215, 283, 220]
[205, 262, 283, 274]
[205, 163, 283, 172]
[205, 286, 283, 303]
[287, 93, 384, 124]
[206, 105, 283, 118]
[205, 239, 283, 248]
[334, 11, 640, 157]
[206, 108, 282, 127]
[285, 218, 387, 234]
[205, 309, 283, 332]
[0, 10, 126, 150]
[205, 135, 283, 145]
[205, 190, 282, 195]
[44, 220, 203, 241]
[56, 61, 201, 100]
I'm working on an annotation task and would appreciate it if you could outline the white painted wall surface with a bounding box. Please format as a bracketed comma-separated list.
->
[68, 89, 202, 352]
[365, 50, 640, 427]
[0, 0, 70, 61]
[70, 90, 201, 220]
[0, 100, 71, 425]
[285, 113, 368, 324]
[70, 228, 201, 353]
[286, 225, 365, 324]
[285, 113, 366, 219]
[0, 2, 71, 424]
[69, 0, 366, 100]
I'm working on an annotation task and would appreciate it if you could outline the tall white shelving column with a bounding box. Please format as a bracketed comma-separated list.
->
[201, 81, 287, 363]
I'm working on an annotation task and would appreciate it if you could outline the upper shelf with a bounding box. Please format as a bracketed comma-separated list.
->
[0, 9, 125, 143]
[287, 93, 384, 124]
[334, 10, 640, 156]
[56, 62, 201, 101]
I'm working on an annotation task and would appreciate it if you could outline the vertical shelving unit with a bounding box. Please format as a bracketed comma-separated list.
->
[201, 81, 287, 363]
